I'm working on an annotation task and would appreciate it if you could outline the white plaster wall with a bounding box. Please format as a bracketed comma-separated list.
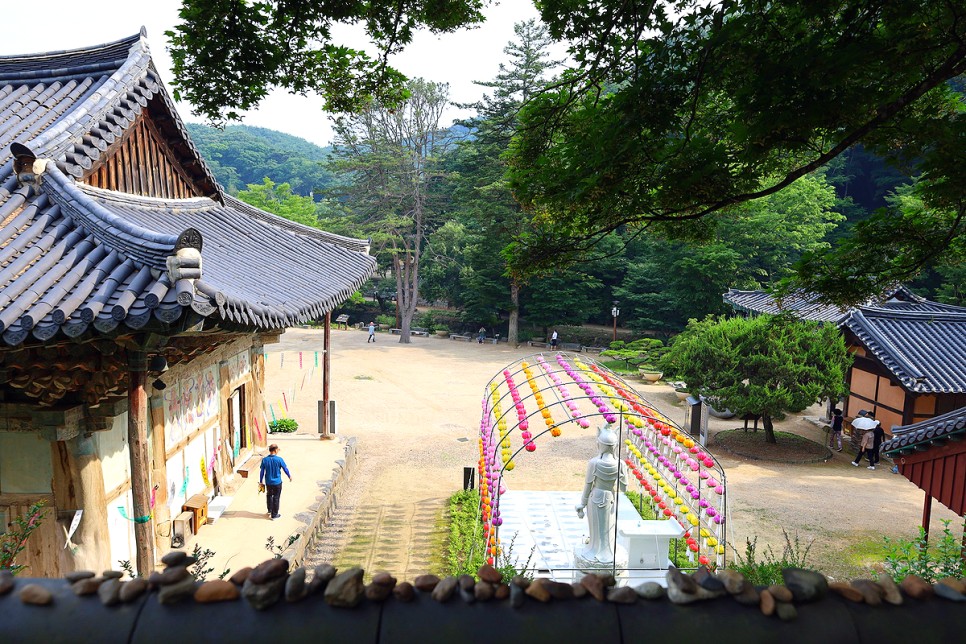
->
[107, 489, 135, 571]
[0, 431, 53, 494]
[97, 413, 130, 496]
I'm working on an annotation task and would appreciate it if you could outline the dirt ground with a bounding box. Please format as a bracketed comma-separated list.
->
[265, 327, 959, 582]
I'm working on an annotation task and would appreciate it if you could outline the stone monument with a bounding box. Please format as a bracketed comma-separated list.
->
[574, 422, 628, 573]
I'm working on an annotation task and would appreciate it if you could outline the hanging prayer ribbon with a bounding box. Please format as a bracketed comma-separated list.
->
[270, 405, 276, 422]
[252, 415, 263, 440]
[201, 457, 211, 488]
[282, 393, 289, 413]
[314, 351, 319, 367]
[180, 466, 189, 497]
[280, 353, 284, 368]
[299, 352, 303, 369]
[150, 485, 158, 509]
[118, 507, 152, 524]
[300, 372, 307, 392]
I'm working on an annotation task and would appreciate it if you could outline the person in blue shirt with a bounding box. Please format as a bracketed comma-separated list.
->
[259, 444, 292, 520]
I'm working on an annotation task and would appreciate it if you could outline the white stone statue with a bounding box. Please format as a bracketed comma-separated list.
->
[574, 423, 628, 568]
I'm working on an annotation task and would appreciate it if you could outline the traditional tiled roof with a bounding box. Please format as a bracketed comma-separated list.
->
[839, 306, 966, 394]
[0, 30, 219, 193]
[882, 406, 966, 454]
[722, 285, 956, 323]
[0, 32, 375, 346]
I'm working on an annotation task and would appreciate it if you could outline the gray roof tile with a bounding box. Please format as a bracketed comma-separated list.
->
[882, 407, 966, 454]
[0, 33, 374, 345]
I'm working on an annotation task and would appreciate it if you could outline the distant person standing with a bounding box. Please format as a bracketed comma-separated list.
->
[367, 321, 376, 343]
[478, 326, 486, 344]
[550, 329, 559, 350]
[828, 408, 844, 452]
[259, 444, 292, 520]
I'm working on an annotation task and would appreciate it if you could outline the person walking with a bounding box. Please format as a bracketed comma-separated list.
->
[550, 329, 559, 350]
[851, 428, 875, 469]
[478, 326, 486, 344]
[259, 444, 292, 519]
[828, 408, 844, 452]
[367, 321, 376, 343]
[870, 413, 885, 467]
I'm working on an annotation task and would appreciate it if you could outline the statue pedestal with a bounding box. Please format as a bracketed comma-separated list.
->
[573, 543, 628, 576]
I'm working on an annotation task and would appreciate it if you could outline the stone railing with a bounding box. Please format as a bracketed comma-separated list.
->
[3, 561, 965, 643]
[280, 437, 357, 567]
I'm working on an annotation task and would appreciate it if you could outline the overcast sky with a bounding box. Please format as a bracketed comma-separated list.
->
[0, 1, 555, 147]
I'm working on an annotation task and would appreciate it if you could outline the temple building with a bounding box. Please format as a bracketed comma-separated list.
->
[0, 31, 375, 576]
[723, 287, 966, 431]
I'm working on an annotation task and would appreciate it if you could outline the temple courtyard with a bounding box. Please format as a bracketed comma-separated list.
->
[201, 327, 959, 582]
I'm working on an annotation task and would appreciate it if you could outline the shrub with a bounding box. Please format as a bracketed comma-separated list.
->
[728, 529, 813, 586]
[269, 418, 298, 433]
[879, 520, 966, 583]
[0, 500, 47, 574]
[442, 488, 534, 583]
[375, 314, 396, 327]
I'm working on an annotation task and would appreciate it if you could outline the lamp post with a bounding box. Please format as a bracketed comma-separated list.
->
[611, 301, 620, 342]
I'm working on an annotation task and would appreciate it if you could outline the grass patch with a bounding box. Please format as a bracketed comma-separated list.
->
[440, 489, 534, 583]
[444, 489, 484, 577]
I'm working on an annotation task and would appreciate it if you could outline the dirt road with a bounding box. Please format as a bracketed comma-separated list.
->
[265, 328, 958, 581]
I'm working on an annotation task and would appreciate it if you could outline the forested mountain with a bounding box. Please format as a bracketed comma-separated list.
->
[185, 123, 334, 197]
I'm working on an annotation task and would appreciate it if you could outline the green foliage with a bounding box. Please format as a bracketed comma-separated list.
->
[507, 0, 966, 306]
[879, 520, 966, 583]
[728, 530, 815, 587]
[329, 78, 453, 338]
[443, 489, 534, 584]
[602, 339, 668, 371]
[186, 123, 334, 196]
[0, 501, 47, 575]
[187, 543, 231, 581]
[445, 489, 484, 577]
[375, 314, 396, 327]
[168, 0, 485, 123]
[662, 314, 851, 443]
[265, 534, 300, 559]
[269, 418, 299, 433]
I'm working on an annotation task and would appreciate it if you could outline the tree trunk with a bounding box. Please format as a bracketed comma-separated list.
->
[762, 414, 777, 444]
[395, 253, 419, 344]
[508, 282, 520, 346]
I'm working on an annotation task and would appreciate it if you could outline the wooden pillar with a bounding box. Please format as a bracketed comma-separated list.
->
[321, 312, 332, 440]
[922, 492, 933, 543]
[127, 351, 155, 575]
[51, 438, 111, 573]
[149, 396, 169, 554]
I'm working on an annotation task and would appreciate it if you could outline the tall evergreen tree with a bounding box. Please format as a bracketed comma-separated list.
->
[446, 20, 561, 344]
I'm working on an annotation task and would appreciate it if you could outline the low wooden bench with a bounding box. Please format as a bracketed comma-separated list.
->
[391, 328, 430, 337]
[450, 334, 472, 341]
[582, 346, 606, 354]
[528, 340, 548, 348]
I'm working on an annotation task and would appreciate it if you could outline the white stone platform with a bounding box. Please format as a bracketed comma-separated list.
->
[495, 490, 685, 586]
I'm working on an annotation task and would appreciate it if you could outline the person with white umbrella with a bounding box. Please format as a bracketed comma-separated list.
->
[851, 410, 878, 469]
